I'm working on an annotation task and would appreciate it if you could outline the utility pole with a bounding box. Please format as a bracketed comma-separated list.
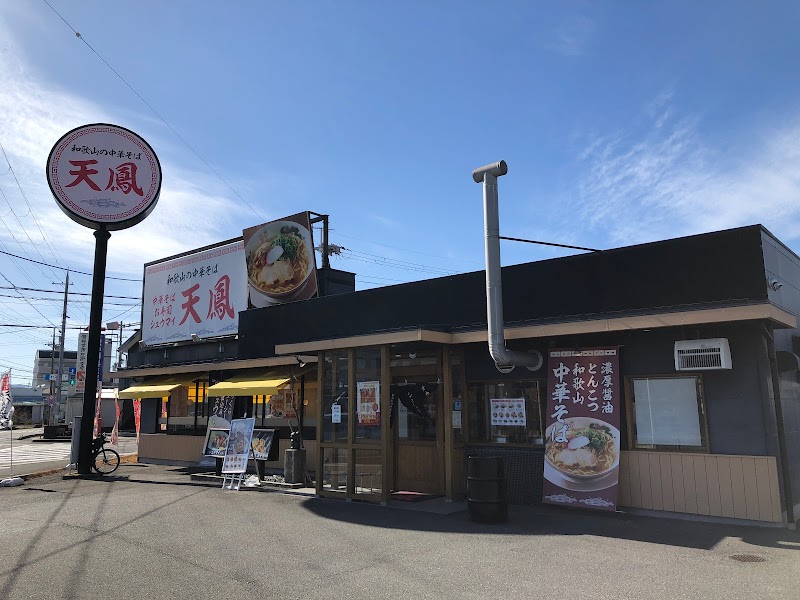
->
[54, 270, 69, 425]
[49, 327, 55, 425]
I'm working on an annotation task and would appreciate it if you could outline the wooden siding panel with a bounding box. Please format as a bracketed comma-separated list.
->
[729, 458, 748, 519]
[705, 454, 722, 517]
[627, 453, 642, 507]
[619, 451, 781, 523]
[681, 455, 698, 514]
[716, 456, 735, 518]
[741, 458, 760, 521]
[659, 454, 675, 512]
[670, 454, 686, 513]
[767, 460, 783, 522]
[618, 453, 631, 506]
[638, 452, 653, 509]
[647, 453, 664, 511]
[692, 455, 709, 515]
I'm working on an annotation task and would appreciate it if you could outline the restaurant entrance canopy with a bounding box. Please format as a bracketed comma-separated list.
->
[206, 369, 290, 397]
[117, 374, 203, 399]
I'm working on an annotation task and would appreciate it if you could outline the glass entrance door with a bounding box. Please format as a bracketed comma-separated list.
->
[391, 348, 444, 495]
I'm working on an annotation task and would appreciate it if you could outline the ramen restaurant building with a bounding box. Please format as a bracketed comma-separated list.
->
[119, 224, 800, 526]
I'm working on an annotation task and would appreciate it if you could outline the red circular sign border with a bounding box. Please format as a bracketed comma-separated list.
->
[46, 123, 162, 231]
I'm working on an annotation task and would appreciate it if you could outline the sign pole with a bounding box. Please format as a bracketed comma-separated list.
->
[77, 227, 110, 474]
[46, 122, 161, 475]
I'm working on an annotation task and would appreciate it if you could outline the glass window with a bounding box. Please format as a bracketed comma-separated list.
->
[189, 381, 207, 430]
[630, 376, 706, 450]
[166, 387, 194, 432]
[466, 380, 543, 445]
[392, 381, 439, 441]
[355, 348, 381, 443]
[451, 353, 464, 444]
[354, 448, 382, 495]
[322, 350, 349, 442]
[322, 447, 348, 493]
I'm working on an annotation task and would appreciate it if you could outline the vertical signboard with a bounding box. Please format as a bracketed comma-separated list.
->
[243, 212, 318, 308]
[76, 333, 88, 393]
[98, 334, 105, 382]
[543, 348, 621, 511]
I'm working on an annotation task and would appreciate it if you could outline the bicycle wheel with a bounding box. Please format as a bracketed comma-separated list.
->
[93, 448, 120, 475]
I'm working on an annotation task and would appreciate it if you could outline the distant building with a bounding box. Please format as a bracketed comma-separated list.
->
[9, 385, 45, 425]
[32, 350, 77, 390]
[31, 338, 114, 392]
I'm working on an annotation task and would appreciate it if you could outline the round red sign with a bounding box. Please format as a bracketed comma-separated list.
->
[46, 123, 162, 231]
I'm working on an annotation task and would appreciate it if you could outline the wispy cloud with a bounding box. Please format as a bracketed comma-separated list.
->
[547, 16, 595, 57]
[0, 33, 252, 279]
[570, 91, 800, 247]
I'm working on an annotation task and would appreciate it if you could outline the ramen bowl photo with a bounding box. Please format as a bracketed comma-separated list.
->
[544, 417, 620, 481]
[245, 220, 315, 307]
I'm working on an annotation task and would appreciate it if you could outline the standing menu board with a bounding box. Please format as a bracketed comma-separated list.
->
[251, 429, 280, 461]
[199, 395, 235, 466]
[543, 348, 621, 512]
[222, 418, 256, 474]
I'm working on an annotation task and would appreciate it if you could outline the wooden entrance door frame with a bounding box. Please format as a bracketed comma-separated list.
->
[390, 346, 446, 496]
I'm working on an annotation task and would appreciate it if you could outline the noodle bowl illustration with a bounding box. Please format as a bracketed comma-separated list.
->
[245, 220, 315, 306]
[544, 417, 620, 481]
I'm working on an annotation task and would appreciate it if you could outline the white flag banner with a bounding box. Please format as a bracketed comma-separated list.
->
[0, 372, 13, 429]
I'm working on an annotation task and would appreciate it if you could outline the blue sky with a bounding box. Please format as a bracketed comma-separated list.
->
[0, 1, 798, 383]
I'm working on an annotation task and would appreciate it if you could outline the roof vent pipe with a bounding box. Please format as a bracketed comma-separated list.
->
[473, 160, 541, 371]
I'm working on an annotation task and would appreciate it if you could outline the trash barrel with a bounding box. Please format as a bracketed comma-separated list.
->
[467, 455, 507, 523]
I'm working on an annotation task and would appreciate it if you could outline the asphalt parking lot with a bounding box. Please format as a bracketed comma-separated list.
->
[1, 463, 799, 600]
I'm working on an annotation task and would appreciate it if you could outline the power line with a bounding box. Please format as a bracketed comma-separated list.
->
[0, 323, 138, 330]
[331, 230, 485, 268]
[498, 235, 600, 253]
[0, 273, 57, 329]
[0, 294, 139, 307]
[0, 286, 138, 299]
[42, 0, 265, 223]
[0, 140, 63, 263]
[0, 248, 141, 281]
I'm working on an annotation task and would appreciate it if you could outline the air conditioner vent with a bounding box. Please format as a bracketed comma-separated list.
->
[674, 338, 732, 371]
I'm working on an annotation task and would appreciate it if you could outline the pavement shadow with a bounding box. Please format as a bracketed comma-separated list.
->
[301, 497, 800, 552]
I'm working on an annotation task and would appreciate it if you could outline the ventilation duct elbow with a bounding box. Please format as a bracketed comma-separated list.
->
[475, 160, 543, 373]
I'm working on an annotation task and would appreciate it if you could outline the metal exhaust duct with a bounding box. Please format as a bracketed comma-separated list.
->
[473, 160, 542, 372]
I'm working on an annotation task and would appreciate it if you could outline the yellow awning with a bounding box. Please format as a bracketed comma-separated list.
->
[207, 371, 290, 397]
[118, 383, 179, 399]
[117, 374, 204, 400]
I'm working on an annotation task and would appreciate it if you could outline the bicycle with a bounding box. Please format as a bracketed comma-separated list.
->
[91, 432, 120, 475]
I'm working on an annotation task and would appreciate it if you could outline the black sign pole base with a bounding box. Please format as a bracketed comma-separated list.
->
[77, 227, 110, 475]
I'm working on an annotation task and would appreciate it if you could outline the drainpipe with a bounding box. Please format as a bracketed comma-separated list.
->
[762, 324, 795, 524]
[473, 161, 541, 371]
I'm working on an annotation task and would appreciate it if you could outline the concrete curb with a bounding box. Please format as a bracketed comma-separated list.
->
[10, 453, 138, 481]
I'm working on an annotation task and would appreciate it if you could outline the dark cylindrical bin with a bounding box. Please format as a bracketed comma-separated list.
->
[467, 455, 507, 523]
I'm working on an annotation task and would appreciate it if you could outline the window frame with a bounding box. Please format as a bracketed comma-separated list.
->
[464, 377, 546, 447]
[625, 373, 710, 453]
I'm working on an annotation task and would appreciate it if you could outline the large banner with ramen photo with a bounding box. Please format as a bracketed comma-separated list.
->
[243, 212, 319, 308]
[543, 347, 621, 512]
